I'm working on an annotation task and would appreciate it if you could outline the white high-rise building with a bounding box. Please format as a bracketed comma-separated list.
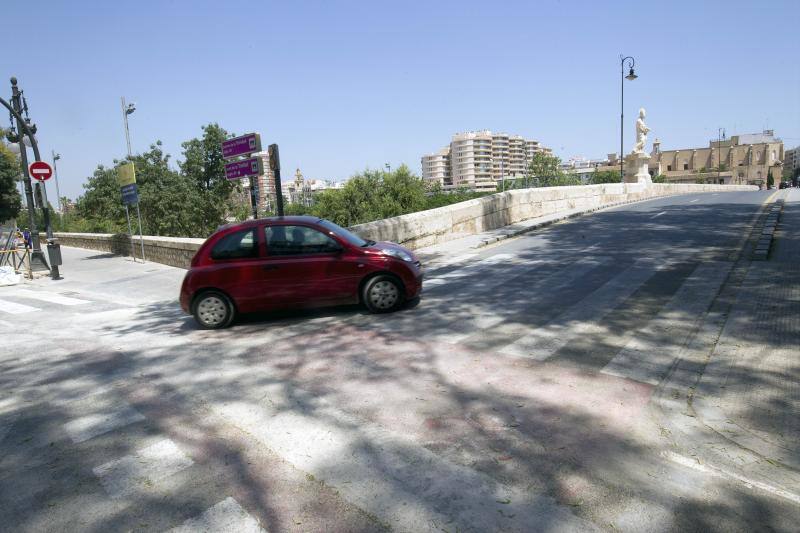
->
[422, 131, 552, 192]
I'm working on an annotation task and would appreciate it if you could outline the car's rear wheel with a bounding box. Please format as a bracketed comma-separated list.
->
[192, 290, 235, 329]
[362, 275, 404, 313]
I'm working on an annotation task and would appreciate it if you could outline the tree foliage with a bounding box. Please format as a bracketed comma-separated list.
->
[590, 170, 621, 184]
[522, 152, 581, 188]
[282, 168, 490, 227]
[0, 139, 22, 223]
[180, 123, 240, 234]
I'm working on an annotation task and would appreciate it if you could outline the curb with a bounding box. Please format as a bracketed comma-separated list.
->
[752, 194, 785, 261]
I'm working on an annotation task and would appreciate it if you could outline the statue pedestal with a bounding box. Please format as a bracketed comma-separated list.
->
[624, 152, 652, 184]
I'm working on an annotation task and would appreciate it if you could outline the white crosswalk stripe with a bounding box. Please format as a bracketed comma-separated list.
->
[425, 253, 518, 286]
[0, 298, 41, 314]
[64, 398, 146, 444]
[93, 438, 194, 499]
[499, 259, 667, 360]
[11, 289, 90, 306]
[446, 257, 613, 344]
[169, 497, 267, 533]
[601, 261, 733, 385]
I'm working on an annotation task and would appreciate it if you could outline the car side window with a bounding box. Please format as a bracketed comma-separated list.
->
[266, 225, 342, 256]
[210, 229, 257, 260]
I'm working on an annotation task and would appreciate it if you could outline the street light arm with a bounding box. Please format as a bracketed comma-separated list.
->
[0, 95, 41, 162]
[620, 55, 635, 69]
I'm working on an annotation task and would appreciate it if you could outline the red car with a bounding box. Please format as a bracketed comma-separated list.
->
[180, 216, 423, 328]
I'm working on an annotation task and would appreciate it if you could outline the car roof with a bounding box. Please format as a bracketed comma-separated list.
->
[215, 216, 324, 233]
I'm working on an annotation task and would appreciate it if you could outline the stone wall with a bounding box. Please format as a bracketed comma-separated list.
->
[349, 182, 758, 249]
[46, 183, 757, 269]
[45, 232, 204, 269]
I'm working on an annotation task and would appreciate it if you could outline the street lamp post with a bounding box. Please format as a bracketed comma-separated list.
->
[52, 151, 62, 212]
[620, 55, 637, 182]
[385, 163, 391, 174]
[717, 128, 726, 183]
[120, 96, 145, 262]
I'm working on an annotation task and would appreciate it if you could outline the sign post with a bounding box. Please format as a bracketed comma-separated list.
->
[118, 162, 145, 262]
[221, 133, 264, 219]
[268, 144, 284, 217]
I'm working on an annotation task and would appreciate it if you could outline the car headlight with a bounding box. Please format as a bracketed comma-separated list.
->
[382, 248, 414, 262]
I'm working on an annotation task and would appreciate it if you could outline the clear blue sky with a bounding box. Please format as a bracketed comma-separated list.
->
[5, 0, 799, 200]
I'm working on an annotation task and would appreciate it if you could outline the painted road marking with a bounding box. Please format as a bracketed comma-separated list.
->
[651, 211, 667, 218]
[93, 439, 194, 498]
[169, 497, 267, 533]
[500, 259, 664, 360]
[425, 253, 518, 286]
[689, 199, 699, 203]
[64, 401, 146, 443]
[433, 253, 478, 268]
[601, 261, 732, 385]
[12, 289, 90, 306]
[0, 298, 40, 314]
[662, 451, 800, 505]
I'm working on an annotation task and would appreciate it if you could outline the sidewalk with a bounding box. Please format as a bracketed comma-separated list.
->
[697, 188, 799, 457]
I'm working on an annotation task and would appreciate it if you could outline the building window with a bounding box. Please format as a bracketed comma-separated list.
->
[667, 165, 672, 171]
[683, 163, 689, 170]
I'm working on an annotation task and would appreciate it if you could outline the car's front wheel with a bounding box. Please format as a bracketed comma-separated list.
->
[192, 290, 235, 329]
[362, 275, 404, 313]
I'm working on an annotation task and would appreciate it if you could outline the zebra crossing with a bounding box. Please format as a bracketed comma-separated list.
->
[0, 287, 91, 316]
[414, 249, 733, 387]
[53, 388, 268, 531]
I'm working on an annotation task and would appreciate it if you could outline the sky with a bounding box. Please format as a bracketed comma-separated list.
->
[4, 0, 799, 200]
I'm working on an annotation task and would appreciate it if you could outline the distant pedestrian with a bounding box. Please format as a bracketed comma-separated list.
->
[22, 229, 32, 249]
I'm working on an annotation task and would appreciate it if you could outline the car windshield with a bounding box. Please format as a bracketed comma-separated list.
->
[317, 219, 370, 247]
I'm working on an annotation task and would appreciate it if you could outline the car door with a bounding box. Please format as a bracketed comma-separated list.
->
[206, 227, 265, 313]
[263, 224, 361, 305]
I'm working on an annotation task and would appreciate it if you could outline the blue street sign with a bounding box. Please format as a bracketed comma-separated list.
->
[121, 183, 139, 205]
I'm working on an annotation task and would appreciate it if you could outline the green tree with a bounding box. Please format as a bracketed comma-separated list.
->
[652, 174, 667, 183]
[75, 142, 206, 237]
[524, 152, 580, 187]
[310, 165, 426, 226]
[0, 139, 22, 223]
[180, 124, 241, 234]
[590, 170, 622, 184]
[767, 170, 774, 189]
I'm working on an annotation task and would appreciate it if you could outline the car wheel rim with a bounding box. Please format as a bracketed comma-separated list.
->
[197, 296, 228, 326]
[369, 280, 399, 309]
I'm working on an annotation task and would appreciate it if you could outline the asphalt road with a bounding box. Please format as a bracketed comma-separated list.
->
[2, 189, 797, 532]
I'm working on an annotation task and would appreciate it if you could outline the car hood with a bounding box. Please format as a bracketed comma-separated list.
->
[369, 241, 419, 262]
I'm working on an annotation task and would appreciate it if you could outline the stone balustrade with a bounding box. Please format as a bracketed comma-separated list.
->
[45, 183, 758, 269]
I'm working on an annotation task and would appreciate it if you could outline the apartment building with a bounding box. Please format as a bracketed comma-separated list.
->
[785, 146, 799, 178]
[422, 130, 551, 192]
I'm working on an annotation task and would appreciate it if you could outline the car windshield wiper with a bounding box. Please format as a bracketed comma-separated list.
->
[361, 239, 376, 247]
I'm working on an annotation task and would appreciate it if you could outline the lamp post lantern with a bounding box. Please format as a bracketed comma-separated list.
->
[620, 55, 637, 182]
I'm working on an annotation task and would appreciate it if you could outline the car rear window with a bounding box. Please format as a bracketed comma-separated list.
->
[210, 229, 257, 260]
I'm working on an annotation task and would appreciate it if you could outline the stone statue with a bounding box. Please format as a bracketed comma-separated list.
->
[633, 108, 650, 154]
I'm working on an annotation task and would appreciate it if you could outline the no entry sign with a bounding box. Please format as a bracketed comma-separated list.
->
[29, 161, 53, 181]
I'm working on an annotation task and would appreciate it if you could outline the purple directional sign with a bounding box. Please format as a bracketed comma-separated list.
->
[222, 133, 262, 159]
[224, 157, 263, 180]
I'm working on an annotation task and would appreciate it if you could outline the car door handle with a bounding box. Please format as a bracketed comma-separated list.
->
[262, 265, 280, 271]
